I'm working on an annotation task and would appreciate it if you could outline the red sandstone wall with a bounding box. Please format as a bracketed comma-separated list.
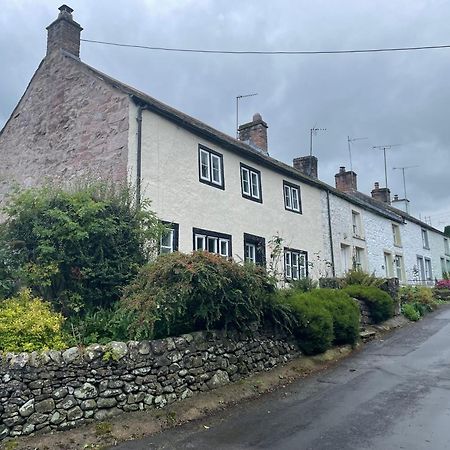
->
[0, 51, 130, 211]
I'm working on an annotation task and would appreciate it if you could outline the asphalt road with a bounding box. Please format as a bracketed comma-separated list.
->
[114, 306, 450, 450]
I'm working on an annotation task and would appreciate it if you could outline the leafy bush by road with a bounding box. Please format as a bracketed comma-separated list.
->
[120, 251, 278, 340]
[343, 285, 394, 323]
[0, 289, 67, 352]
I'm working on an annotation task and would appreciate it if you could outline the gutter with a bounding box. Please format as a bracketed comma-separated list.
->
[136, 104, 147, 206]
[326, 189, 336, 277]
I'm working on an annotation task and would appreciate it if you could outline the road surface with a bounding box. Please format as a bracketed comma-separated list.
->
[114, 306, 450, 449]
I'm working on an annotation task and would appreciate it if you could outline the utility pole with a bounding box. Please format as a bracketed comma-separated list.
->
[309, 126, 326, 158]
[236, 93, 258, 138]
[393, 165, 418, 214]
[347, 136, 368, 172]
[372, 144, 401, 189]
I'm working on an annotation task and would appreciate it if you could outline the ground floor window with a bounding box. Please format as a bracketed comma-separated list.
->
[193, 227, 232, 257]
[244, 233, 266, 265]
[353, 246, 365, 270]
[394, 254, 404, 281]
[284, 248, 308, 280]
[160, 222, 179, 254]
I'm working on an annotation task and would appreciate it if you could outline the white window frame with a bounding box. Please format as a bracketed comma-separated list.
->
[245, 242, 256, 264]
[422, 229, 430, 249]
[195, 234, 206, 251]
[425, 257, 432, 281]
[283, 181, 301, 213]
[198, 146, 224, 189]
[353, 246, 365, 270]
[352, 211, 362, 238]
[240, 164, 262, 202]
[394, 254, 404, 281]
[445, 238, 450, 256]
[284, 248, 307, 280]
[193, 228, 231, 257]
[160, 229, 174, 254]
[392, 224, 401, 247]
[417, 256, 426, 281]
[199, 149, 211, 182]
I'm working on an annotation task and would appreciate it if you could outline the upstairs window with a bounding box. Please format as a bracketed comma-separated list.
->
[160, 223, 179, 254]
[421, 229, 430, 249]
[392, 224, 402, 246]
[198, 146, 224, 189]
[240, 164, 262, 203]
[445, 238, 450, 256]
[284, 248, 307, 280]
[283, 181, 301, 213]
[193, 227, 231, 257]
[244, 233, 266, 265]
[352, 211, 363, 238]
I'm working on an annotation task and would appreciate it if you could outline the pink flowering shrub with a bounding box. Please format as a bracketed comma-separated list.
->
[436, 280, 450, 290]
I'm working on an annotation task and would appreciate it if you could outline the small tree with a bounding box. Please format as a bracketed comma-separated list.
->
[2, 182, 162, 314]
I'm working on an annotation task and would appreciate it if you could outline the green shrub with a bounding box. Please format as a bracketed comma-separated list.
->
[402, 303, 421, 321]
[307, 289, 360, 345]
[289, 277, 318, 293]
[341, 269, 384, 288]
[2, 182, 162, 314]
[0, 289, 68, 352]
[283, 293, 334, 355]
[399, 286, 437, 313]
[120, 252, 276, 339]
[343, 285, 394, 323]
[0, 226, 21, 299]
[65, 305, 134, 346]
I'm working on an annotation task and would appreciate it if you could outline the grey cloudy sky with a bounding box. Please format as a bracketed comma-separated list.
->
[1, 0, 449, 229]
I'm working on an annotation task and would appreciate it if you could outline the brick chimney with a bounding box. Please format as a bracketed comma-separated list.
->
[293, 156, 318, 178]
[335, 166, 357, 192]
[371, 182, 391, 204]
[46, 5, 83, 58]
[238, 113, 268, 155]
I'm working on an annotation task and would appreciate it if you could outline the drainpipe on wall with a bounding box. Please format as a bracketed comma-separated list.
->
[326, 189, 336, 277]
[136, 105, 147, 206]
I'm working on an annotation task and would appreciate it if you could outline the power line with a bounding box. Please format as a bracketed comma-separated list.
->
[80, 39, 450, 55]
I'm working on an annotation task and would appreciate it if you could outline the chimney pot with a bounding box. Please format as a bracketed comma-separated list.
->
[293, 156, 318, 178]
[238, 113, 268, 154]
[335, 167, 357, 192]
[59, 4, 74, 14]
[46, 5, 83, 58]
[371, 182, 391, 204]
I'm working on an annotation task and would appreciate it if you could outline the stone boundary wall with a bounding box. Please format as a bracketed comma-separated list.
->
[0, 326, 300, 440]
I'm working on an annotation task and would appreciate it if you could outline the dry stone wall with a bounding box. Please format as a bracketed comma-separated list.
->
[0, 327, 300, 440]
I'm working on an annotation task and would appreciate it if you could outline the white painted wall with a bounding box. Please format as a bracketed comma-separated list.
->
[128, 103, 328, 279]
[323, 192, 405, 279]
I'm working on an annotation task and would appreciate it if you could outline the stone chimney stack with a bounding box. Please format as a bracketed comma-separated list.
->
[238, 113, 268, 155]
[371, 182, 391, 204]
[293, 156, 318, 178]
[335, 166, 357, 192]
[46, 5, 83, 58]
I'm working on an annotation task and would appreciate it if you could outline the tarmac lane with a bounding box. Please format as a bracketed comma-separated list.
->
[112, 305, 450, 450]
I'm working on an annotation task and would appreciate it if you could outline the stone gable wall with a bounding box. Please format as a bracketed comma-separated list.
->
[0, 327, 300, 440]
[0, 50, 130, 214]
